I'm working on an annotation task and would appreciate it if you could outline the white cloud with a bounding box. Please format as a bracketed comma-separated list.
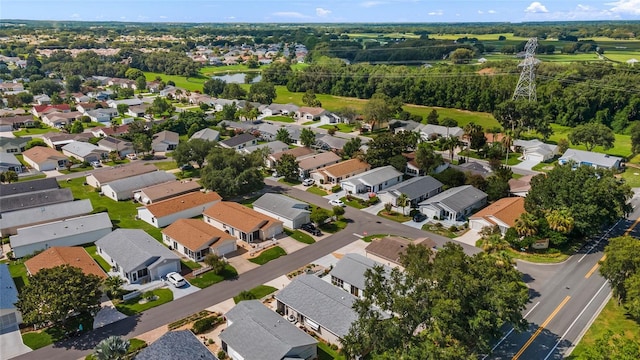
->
[226, 16, 236, 20]
[159, 15, 168, 19]
[272, 11, 309, 19]
[607, 0, 640, 15]
[361, 1, 385, 8]
[428, 10, 443, 16]
[478, 10, 484, 14]
[576, 4, 594, 11]
[488, 10, 497, 14]
[70, 13, 80, 18]
[316, 7, 331, 17]
[525, 2, 549, 13]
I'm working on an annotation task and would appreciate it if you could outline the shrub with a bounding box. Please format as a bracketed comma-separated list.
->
[192, 316, 220, 334]
[331, 185, 342, 193]
[448, 225, 458, 232]
[217, 350, 228, 359]
[368, 196, 380, 205]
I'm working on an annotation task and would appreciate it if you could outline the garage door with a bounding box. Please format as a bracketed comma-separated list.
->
[155, 262, 180, 280]
[526, 154, 544, 162]
[216, 241, 237, 257]
[469, 220, 488, 231]
[0, 312, 18, 331]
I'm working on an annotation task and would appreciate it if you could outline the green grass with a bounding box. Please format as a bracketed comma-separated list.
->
[318, 342, 346, 360]
[619, 169, 640, 187]
[319, 123, 356, 133]
[84, 245, 112, 273]
[249, 246, 287, 265]
[152, 160, 178, 171]
[278, 177, 302, 186]
[189, 264, 238, 289]
[58, 164, 93, 174]
[404, 105, 500, 129]
[233, 285, 278, 303]
[22, 331, 54, 350]
[422, 223, 462, 239]
[115, 289, 173, 316]
[340, 196, 368, 209]
[306, 186, 328, 196]
[264, 115, 295, 123]
[285, 229, 315, 244]
[23, 312, 94, 350]
[8, 261, 29, 291]
[302, 121, 316, 126]
[504, 248, 570, 263]
[13, 127, 59, 137]
[569, 299, 640, 358]
[201, 64, 261, 76]
[128, 338, 148, 355]
[17, 174, 47, 182]
[377, 210, 412, 223]
[531, 161, 557, 172]
[181, 260, 203, 270]
[319, 219, 348, 234]
[361, 234, 387, 243]
[144, 72, 207, 92]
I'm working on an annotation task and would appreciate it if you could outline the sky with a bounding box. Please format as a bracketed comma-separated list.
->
[1, 0, 640, 23]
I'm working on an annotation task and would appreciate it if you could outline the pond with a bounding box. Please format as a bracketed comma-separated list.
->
[211, 72, 262, 84]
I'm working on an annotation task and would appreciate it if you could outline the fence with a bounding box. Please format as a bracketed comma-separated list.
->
[122, 281, 167, 301]
[192, 265, 212, 277]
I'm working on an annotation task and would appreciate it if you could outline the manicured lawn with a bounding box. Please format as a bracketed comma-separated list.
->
[127, 338, 148, 355]
[531, 161, 556, 172]
[58, 164, 93, 174]
[569, 299, 640, 359]
[200, 64, 260, 76]
[8, 261, 29, 291]
[403, 105, 500, 130]
[22, 313, 94, 350]
[189, 265, 238, 289]
[181, 259, 202, 270]
[84, 245, 112, 273]
[152, 160, 178, 171]
[264, 115, 295, 123]
[144, 72, 208, 92]
[361, 234, 387, 243]
[17, 174, 47, 182]
[377, 210, 412, 223]
[302, 121, 316, 126]
[319, 219, 348, 234]
[233, 285, 278, 303]
[422, 223, 465, 239]
[285, 229, 315, 244]
[340, 196, 368, 209]
[318, 342, 346, 360]
[22, 331, 54, 350]
[13, 127, 59, 137]
[115, 289, 173, 316]
[249, 246, 287, 265]
[504, 248, 570, 264]
[319, 123, 356, 133]
[619, 169, 640, 188]
[306, 186, 328, 196]
[279, 177, 302, 186]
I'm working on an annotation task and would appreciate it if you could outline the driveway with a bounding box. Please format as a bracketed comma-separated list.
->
[0, 324, 32, 359]
[511, 158, 540, 171]
[362, 201, 386, 215]
[225, 248, 259, 275]
[278, 237, 307, 254]
[402, 219, 427, 229]
[453, 229, 482, 247]
[169, 282, 200, 300]
[93, 294, 128, 329]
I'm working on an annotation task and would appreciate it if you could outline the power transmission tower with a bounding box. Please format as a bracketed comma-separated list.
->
[512, 37, 539, 102]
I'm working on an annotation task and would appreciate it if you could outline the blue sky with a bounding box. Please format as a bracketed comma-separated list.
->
[2, 0, 639, 23]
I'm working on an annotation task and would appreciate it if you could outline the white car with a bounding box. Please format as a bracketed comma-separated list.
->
[166, 272, 186, 288]
[302, 178, 315, 186]
[91, 161, 102, 168]
[126, 153, 138, 160]
[329, 199, 345, 207]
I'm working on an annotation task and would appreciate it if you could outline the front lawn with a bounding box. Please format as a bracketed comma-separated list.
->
[422, 223, 466, 239]
[285, 229, 315, 244]
[249, 246, 287, 265]
[84, 245, 112, 273]
[377, 210, 412, 223]
[17, 174, 47, 182]
[504, 248, 570, 263]
[361, 234, 387, 243]
[319, 219, 348, 234]
[319, 123, 355, 133]
[151, 161, 178, 171]
[22, 312, 94, 350]
[264, 115, 295, 123]
[13, 127, 59, 137]
[318, 342, 346, 360]
[8, 261, 29, 291]
[306, 186, 328, 196]
[233, 285, 278, 303]
[340, 196, 368, 209]
[181, 259, 203, 270]
[115, 288, 173, 316]
[189, 264, 238, 289]
[619, 169, 640, 188]
[279, 177, 302, 186]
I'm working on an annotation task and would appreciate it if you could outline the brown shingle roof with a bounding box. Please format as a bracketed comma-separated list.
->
[318, 159, 370, 178]
[297, 152, 341, 170]
[469, 197, 525, 228]
[145, 191, 222, 218]
[89, 163, 157, 184]
[203, 201, 282, 234]
[23, 146, 67, 163]
[365, 236, 436, 265]
[139, 181, 201, 203]
[162, 219, 235, 251]
[270, 147, 315, 162]
[298, 106, 327, 116]
[24, 247, 107, 278]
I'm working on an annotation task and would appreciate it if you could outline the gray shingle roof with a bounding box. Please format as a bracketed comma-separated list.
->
[10, 213, 112, 248]
[0, 199, 93, 231]
[253, 193, 310, 220]
[220, 133, 256, 147]
[0, 136, 31, 148]
[61, 141, 103, 157]
[275, 274, 358, 338]
[135, 330, 218, 360]
[242, 140, 289, 154]
[378, 176, 443, 200]
[189, 128, 220, 142]
[1, 188, 74, 213]
[559, 149, 622, 168]
[0, 152, 21, 166]
[95, 229, 179, 273]
[418, 185, 487, 213]
[316, 134, 348, 150]
[343, 165, 403, 187]
[220, 300, 316, 360]
[104, 171, 176, 194]
[0, 264, 19, 311]
[329, 253, 389, 292]
[0, 177, 59, 197]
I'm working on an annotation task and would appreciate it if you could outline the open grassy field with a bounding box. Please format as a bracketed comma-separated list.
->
[200, 64, 261, 76]
[345, 32, 421, 39]
[144, 72, 207, 92]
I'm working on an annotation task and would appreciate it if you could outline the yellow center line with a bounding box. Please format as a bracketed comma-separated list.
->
[625, 217, 640, 235]
[585, 255, 606, 279]
[512, 296, 571, 360]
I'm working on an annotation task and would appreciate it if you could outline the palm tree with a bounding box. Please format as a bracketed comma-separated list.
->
[463, 122, 482, 161]
[93, 336, 130, 360]
[502, 130, 514, 164]
[0, 170, 18, 183]
[443, 135, 460, 161]
[397, 193, 409, 215]
[545, 209, 574, 234]
[514, 213, 538, 237]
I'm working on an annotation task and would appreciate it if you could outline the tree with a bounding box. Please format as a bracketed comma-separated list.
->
[415, 142, 444, 174]
[450, 48, 474, 64]
[117, 103, 129, 116]
[135, 76, 147, 91]
[342, 137, 362, 159]
[93, 336, 130, 360]
[203, 78, 226, 96]
[302, 89, 322, 107]
[581, 330, 640, 360]
[300, 128, 316, 148]
[363, 93, 394, 130]
[132, 133, 152, 154]
[335, 107, 358, 124]
[103, 276, 125, 299]
[69, 121, 84, 134]
[440, 117, 458, 129]
[426, 109, 439, 124]
[248, 81, 277, 104]
[65, 75, 82, 93]
[600, 236, 640, 308]
[125, 68, 144, 80]
[262, 62, 292, 85]
[332, 205, 345, 218]
[172, 138, 217, 168]
[235, 290, 257, 302]
[397, 193, 409, 215]
[200, 147, 264, 198]
[545, 209, 574, 234]
[514, 213, 538, 237]
[442, 135, 460, 161]
[310, 207, 331, 226]
[557, 138, 570, 155]
[221, 83, 247, 100]
[568, 123, 615, 151]
[275, 153, 299, 181]
[275, 128, 292, 144]
[16, 265, 102, 326]
[485, 175, 511, 201]
[203, 254, 227, 275]
[342, 243, 528, 359]
[0, 170, 18, 183]
[149, 96, 172, 116]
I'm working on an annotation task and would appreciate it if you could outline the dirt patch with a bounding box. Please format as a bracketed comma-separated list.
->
[478, 67, 496, 75]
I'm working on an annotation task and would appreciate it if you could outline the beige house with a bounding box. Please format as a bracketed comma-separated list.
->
[162, 219, 237, 261]
[310, 159, 371, 185]
[22, 146, 67, 171]
[203, 201, 283, 243]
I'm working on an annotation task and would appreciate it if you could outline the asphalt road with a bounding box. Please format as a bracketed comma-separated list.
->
[13, 180, 479, 360]
[485, 194, 640, 360]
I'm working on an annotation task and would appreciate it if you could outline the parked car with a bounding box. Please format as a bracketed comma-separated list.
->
[413, 212, 428, 223]
[126, 153, 138, 160]
[300, 222, 321, 236]
[180, 164, 194, 171]
[91, 161, 102, 168]
[302, 178, 315, 186]
[166, 272, 186, 288]
[329, 199, 345, 207]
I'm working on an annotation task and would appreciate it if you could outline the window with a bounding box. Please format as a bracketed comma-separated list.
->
[331, 276, 343, 288]
[137, 268, 148, 277]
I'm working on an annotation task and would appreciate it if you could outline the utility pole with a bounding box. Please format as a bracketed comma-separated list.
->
[512, 38, 539, 102]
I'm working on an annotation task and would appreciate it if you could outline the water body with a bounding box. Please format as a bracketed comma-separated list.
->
[211, 72, 262, 84]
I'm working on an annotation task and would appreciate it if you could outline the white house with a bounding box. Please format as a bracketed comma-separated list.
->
[101, 171, 176, 201]
[0, 199, 93, 237]
[151, 130, 179, 152]
[86, 163, 158, 188]
[162, 219, 237, 261]
[62, 141, 108, 163]
[340, 165, 404, 195]
[219, 133, 258, 150]
[22, 146, 68, 171]
[134, 180, 201, 204]
[513, 139, 558, 162]
[203, 201, 283, 243]
[137, 191, 222, 228]
[558, 149, 623, 170]
[469, 197, 526, 234]
[252, 193, 310, 229]
[418, 185, 488, 222]
[378, 176, 444, 209]
[0, 263, 30, 359]
[95, 229, 180, 284]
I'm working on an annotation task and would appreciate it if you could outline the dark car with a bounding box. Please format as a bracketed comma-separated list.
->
[300, 223, 321, 236]
[413, 212, 428, 223]
[180, 164, 194, 171]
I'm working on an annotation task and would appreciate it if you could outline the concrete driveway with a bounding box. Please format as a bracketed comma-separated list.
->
[512, 158, 540, 171]
[225, 248, 259, 275]
[453, 229, 482, 247]
[169, 282, 200, 299]
[402, 219, 427, 229]
[0, 324, 32, 359]
[278, 237, 307, 254]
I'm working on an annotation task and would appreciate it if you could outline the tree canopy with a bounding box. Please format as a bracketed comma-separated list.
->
[200, 147, 265, 198]
[172, 138, 217, 168]
[600, 235, 640, 320]
[568, 123, 616, 151]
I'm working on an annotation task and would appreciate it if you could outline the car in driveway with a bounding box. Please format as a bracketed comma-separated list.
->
[329, 199, 345, 207]
[413, 212, 428, 223]
[166, 272, 186, 288]
[126, 153, 138, 160]
[302, 178, 314, 186]
[300, 222, 321, 236]
[91, 161, 102, 168]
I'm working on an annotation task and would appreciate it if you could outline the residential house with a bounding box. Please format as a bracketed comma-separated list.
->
[219, 133, 258, 150]
[24, 246, 107, 279]
[340, 165, 404, 195]
[0, 136, 31, 154]
[0, 188, 74, 214]
[0, 177, 59, 196]
[137, 191, 221, 228]
[95, 229, 180, 284]
[101, 171, 176, 201]
[203, 201, 283, 243]
[187, 93, 215, 106]
[450, 161, 493, 178]
[31, 104, 70, 118]
[253, 193, 310, 229]
[22, 146, 67, 171]
[98, 137, 134, 157]
[220, 300, 317, 360]
[297, 151, 342, 179]
[72, 93, 91, 103]
[9, 213, 112, 258]
[0, 153, 23, 173]
[242, 141, 290, 156]
[135, 330, 219, 360]
[91, 123, 130, 138]
[513, 139, 558, 162]
[126, 104, 150, 118]
[33, 94, 51, 105]
[414, 123, 464, 141]
[310, 159, 370, 186]
[314, 134, 349, 151]
[275, 274, 361, 346]
[295, 107, 328, 121]
[558, 149, 623, 170]
[189, 128, 220, 142]
[86, 163, 157, 188]
[107, 98, 143, 109]
[42, 132, 94, 150]
[365, 236, 437, 267]
[509, 174, 534, 197]
[0, 198, 92, 236]
[162, 219, 237, 261]
[267, 147, 315, 169]
[134, 180, 201, 204]
[0, 82, 25, 93]
[329, 253, 390, 298]
[62, 141, 108, 163]
[378, 176, 444, 208]
[469, 197, 526, 234]
[403, 152, 448, 176]
[260, 103, 299, 117]
[0, 115, 36, 131]
[0, 263, 26, 354]
[151, 130, 179, 152]
[87, 108, 118, 124]
[76, 102, 101, 114]
[418, 185, 488, 222]
[254, 122, 281, 141]
[42, 111, 82, 128]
